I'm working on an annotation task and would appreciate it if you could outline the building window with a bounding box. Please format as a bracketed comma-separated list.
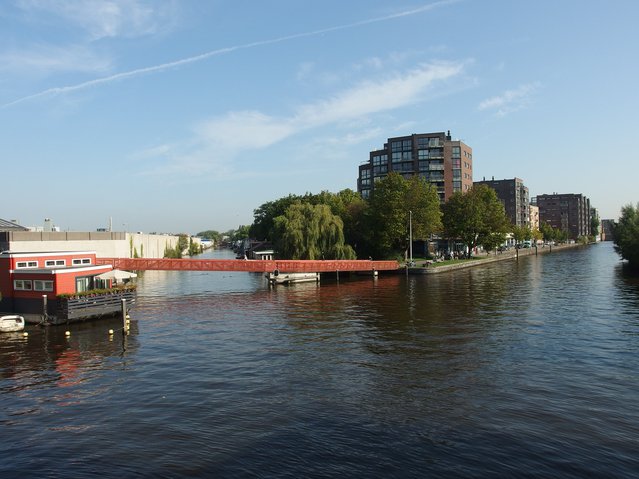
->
[418, 149, 429, 160]
[34, 280, 54, 292]
[373, 165, 388, 175]
[361, 169, 370, 179]
[372, 154, 387, 165]
[452, 146, 461, 159]
[429, 138, 440, 147]
[14, 280, 33, 290]
[392, 162, 413, 173]
[453, 169, 461, 179]
[391, 141, 402, 152]
[453, 180, 462, 191]
[452, 158, 461, 168]
[72, 258, 92, 265]
[429, 148, 444, 159]
[45, 259, 66, 267]
[392, 151, 412, 162]
[16, 261, 38, 269]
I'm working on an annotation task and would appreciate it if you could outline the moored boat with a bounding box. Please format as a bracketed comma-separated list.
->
[0, 315, 25, 332]
[266, 271, 320, 285]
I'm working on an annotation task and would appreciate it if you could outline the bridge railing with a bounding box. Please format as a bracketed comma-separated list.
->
[96, 258, 399, 273]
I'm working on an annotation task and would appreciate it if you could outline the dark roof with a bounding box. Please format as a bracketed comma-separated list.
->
[0, 218, 29, 232]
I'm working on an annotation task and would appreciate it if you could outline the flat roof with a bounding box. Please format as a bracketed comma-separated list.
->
[0, 251, 97, 257]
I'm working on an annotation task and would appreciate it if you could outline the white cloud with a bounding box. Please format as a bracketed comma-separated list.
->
[4, 1, 458, 108]
[0, 44, 111, 74]
[138, 61, 465, 179]
[478, 82, 541, 116]
[16, 0, 177, 40]
[195, 111, 296, 152]
[295, 62, 463, 126]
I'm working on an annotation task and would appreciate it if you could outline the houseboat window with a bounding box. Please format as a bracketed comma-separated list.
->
[14, 280, 33, 290]
[72, 258, 92, 265]
[34, 280, 54, 291]
[45, 259, 66, 267]
[16, 261, 38, 268]
[75, 277, 92, 293]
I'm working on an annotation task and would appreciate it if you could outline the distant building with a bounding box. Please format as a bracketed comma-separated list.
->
[601, 219, 615, 241]
[474, 177, 530, 227]
[358, 131, 473, 202]
[530, 204, 540, 231]
[0, 218, 29, 233]
[536, 193, 592, 239]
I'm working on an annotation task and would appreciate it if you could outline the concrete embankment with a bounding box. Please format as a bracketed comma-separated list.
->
[405, 243, 588, 275]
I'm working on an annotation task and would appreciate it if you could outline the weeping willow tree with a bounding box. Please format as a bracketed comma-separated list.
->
[273, 202, 356, 259]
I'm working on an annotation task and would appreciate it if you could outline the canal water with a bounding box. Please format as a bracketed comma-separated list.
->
[1, 242, 638, 478]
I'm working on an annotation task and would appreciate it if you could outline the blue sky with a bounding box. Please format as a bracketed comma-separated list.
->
[1, 0, 637, 233]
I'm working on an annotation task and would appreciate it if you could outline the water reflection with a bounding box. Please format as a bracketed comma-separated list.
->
[2, 243, 639, 478]
[1, 318, 139, 391]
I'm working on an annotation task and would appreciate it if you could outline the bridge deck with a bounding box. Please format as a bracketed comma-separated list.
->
[96, 258, 399, 273]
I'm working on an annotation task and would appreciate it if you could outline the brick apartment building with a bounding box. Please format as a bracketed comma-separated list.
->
[536, 193, 592, 239]
[473, 177, 530, 227]
[357, 131, 473, 202]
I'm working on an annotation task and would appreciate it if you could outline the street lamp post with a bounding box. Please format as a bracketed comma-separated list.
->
[409, 210, 413, 266]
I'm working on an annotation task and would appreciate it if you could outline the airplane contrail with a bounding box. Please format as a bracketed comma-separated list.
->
[2, 0, 459, 109]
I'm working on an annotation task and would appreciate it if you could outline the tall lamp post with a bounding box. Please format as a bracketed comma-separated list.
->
[409, 210, 413, 266]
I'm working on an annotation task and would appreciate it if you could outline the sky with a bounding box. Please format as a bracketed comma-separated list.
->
[1, 0, 637, 234]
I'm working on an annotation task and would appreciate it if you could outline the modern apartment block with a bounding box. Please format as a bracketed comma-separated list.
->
[357, 131, 473, 202]
[536, 193, 592, 239]
[473, 177, 530, 227]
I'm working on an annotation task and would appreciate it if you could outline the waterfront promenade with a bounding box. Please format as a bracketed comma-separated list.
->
[407, 242, 588, 274]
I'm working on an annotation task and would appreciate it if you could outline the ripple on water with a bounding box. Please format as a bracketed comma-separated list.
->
[1, 244, 639, 477]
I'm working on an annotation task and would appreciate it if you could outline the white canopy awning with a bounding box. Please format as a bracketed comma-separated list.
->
[95, 269, 137, 281]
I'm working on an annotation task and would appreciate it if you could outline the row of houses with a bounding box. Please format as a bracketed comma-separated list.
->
[356, 131, 603, 240]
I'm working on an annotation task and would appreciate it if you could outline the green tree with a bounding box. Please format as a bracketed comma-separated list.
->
[308, 189, 367, 252]
[531, 228, 543, 245]
[482, 231, 508, 254]
[442, 184, 510, 257]
[367, 173, 441, 258]
[540, 222, 555, 243]
[591, 216, 600, 237]
[555, 228, 569, 243]
[273, 202, 356, 260]
[197, 230, 221, 244]
[512, 225, 532, 245]
[250, 194, 303, 240]
[613, 204, 639, 268]
[188, 237, 202, 256]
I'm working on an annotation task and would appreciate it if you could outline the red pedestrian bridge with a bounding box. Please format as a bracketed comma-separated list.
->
[95, 258, 399, 274]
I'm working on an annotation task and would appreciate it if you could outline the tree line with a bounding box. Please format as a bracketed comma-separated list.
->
[613, 203, 639, 270]
[246, 172, 573, 261]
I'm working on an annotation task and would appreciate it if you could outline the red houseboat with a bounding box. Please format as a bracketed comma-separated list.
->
[0, 251, 135, 325]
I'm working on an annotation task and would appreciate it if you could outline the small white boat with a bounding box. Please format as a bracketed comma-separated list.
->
[0, 315, 25, 333]
[266, 271, 320, 285]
